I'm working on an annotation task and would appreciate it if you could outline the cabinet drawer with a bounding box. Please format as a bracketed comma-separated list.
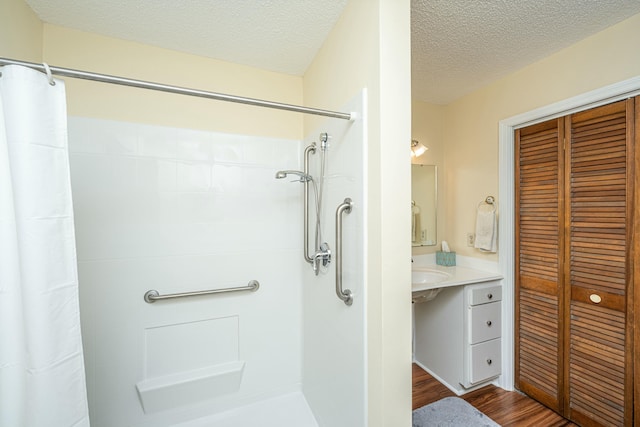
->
[468, 301, 501, 344]
[468, 282, 502, 306]
[468, 338, 501, 385]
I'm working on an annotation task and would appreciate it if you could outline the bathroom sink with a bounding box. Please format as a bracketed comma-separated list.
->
[411, 268, 452, 302]
[411, 268, 451, 287]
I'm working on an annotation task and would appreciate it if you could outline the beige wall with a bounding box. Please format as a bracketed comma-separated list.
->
[412, 101, 444, 166]
[42, 25, 303, 140]
[305, 0, 412, 425]
[0, 0, 43, 61]
[442, 12, 640, 260]
[376, 1, 412, 423]
[411, 100, 444, 255]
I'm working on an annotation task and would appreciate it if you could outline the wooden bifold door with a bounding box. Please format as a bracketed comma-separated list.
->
[515, 98, 638, 426]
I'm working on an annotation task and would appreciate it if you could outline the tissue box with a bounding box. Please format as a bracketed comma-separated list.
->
[436, 251, 456, 266]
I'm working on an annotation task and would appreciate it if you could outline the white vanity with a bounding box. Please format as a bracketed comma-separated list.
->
[412, 265, 503, 395]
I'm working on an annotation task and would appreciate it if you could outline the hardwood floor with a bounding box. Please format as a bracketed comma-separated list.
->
[413, 364, 578, 426]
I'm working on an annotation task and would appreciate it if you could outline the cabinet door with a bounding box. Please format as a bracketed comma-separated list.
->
[565, 100, 634, 426]
[515, 118, 564, 412]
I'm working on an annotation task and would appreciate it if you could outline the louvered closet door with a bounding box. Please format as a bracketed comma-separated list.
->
[565, 99, 633, 426]
[515, 118, 564, 412]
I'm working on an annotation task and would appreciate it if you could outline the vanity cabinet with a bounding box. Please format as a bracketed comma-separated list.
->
[413, 280, 502, 394]
[462, 282, 502, 388]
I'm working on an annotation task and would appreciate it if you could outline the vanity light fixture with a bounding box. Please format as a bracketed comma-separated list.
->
[411, 139, 428, 157]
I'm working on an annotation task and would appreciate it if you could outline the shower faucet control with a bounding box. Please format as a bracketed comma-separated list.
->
[312, 242, 331, 275]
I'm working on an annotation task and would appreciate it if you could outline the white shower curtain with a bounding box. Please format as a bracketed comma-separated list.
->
[0, 65, 90, 426]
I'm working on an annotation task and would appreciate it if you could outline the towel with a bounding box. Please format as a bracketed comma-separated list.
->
[474, 204, 497, 252]
[413, 212, 421, 243]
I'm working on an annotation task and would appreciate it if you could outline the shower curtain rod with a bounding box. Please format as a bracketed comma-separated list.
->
[0, 57, 353, 120]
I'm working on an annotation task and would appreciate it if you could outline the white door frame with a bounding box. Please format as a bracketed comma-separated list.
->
[497, 76, 640, 390]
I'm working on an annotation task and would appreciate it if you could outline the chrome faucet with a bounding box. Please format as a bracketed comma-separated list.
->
[312, 242, 331, 275]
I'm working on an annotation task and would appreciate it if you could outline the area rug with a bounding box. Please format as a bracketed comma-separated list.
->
[413, 396, 500, 427]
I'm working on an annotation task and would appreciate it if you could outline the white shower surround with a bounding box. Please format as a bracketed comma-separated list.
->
[69, 117, 307, 426]
[68, 92, 366, 426]
[302, 91, 367, 426]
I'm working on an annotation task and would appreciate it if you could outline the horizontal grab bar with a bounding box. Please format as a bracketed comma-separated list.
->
[144, 280, 259, 303]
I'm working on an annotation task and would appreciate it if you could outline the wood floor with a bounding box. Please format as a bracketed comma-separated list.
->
[412, 364, 578, 426]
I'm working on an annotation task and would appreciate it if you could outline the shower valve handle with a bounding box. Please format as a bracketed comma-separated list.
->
[312, 243, 331, 275]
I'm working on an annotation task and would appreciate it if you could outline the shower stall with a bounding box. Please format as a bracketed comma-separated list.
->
[47, 62, 368, 425]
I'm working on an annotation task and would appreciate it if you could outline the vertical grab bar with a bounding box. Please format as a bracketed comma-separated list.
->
[335, 198, 354, 306]
[303, 143, 316, 264]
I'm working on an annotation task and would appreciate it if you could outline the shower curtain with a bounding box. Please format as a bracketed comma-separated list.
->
[0, 65, 90, 426]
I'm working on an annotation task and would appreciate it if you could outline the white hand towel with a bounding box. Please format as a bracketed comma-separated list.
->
[413, 212, 421, 243]
[474, 205, 497, 252]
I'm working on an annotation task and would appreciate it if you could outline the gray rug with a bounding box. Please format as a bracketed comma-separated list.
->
[413, 396, 500, 427]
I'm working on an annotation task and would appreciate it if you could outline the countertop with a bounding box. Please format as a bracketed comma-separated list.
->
[412, 264, 503, 292]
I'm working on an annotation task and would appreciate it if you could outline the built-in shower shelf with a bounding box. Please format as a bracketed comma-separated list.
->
[136, 361, 245, 413]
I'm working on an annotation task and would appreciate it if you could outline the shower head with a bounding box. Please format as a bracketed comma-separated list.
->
[275, 170, 312, 182]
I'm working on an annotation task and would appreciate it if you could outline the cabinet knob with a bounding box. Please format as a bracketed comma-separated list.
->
[487, 293, 493, 300]
[486, 359, 492, 365]
[589, 294, 602, 304]
[486, 320, 492, 327]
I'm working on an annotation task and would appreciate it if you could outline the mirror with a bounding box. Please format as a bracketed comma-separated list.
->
[411, 165, 437, 246]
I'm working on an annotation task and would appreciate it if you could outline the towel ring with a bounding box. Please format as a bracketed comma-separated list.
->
[478, 196, 497, 212]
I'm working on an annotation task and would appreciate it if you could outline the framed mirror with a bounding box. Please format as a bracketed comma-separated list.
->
[411, 164, 437, 246]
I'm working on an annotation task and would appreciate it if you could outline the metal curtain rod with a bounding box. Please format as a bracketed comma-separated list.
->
[0, 57, 353, 120]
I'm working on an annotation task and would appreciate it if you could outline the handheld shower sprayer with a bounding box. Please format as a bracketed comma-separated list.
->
[319, 132, 329, 151]
[275, 135, 330, 276]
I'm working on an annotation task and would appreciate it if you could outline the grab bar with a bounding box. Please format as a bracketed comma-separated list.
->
[303, 143, 317, 264]
[335, 198, 353, 306]
[144, 280, 259, 303]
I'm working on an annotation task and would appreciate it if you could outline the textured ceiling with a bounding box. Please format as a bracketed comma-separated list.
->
[25, 0, 349, 76]
[25, 0, 640, 105]
[411, 0, 640, 104]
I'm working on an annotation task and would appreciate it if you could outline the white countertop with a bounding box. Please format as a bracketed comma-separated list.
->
[412, 264, 503, 292]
